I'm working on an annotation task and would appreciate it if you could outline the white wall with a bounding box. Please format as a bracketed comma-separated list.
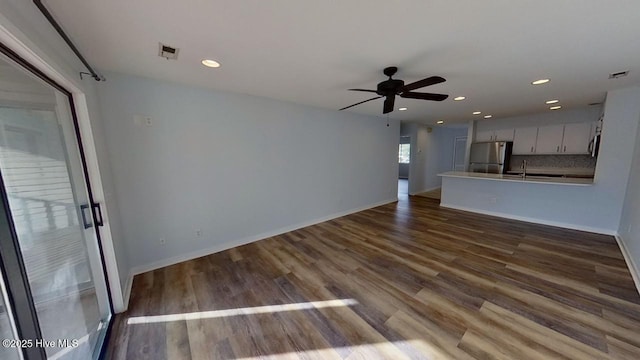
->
[617, 91, 640, 289]
[0, 0, 128, 310]
[403, 123, 467, 194]
[97, 72, 399, 273]
[441, 87, 640, 234]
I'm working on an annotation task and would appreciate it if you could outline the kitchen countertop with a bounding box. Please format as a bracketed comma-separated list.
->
[439, 171, 594, 186]
[504, 167, 595, 178]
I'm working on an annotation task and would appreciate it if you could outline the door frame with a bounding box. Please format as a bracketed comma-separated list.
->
[452, 136, 468, 171]
[0, 23, 117, 360]
[0, 15, 125, 313]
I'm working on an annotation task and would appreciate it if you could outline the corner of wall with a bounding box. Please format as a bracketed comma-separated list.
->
[118, 272, 135, 313]
[615, 234, 640, 296]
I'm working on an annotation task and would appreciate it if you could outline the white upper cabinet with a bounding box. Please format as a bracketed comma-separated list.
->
[511, 122, 595, 155]
[476, 130, 494, 142]
[512, 127, 538, 155]
[476, 129, 514, 142]
[494, 128, 515, 141]
[561, 122, 593, 154]
[535, 125, 565, 154]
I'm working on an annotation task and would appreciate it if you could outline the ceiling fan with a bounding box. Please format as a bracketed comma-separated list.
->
[340, 66, 448, 114]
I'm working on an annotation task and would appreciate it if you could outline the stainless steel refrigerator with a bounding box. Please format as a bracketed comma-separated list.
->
[468, 141, 513, 174]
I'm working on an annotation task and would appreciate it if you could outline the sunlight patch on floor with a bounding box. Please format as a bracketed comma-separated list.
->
[127, 299, 359, 325]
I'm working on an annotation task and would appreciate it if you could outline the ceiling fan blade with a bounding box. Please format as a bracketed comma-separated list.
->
[339, 96, 383, 111]
[348, 88, 378, 93]
[383, 96, 395, 114]
[400, 92, 449, 101]
[401, 76, 446, 92]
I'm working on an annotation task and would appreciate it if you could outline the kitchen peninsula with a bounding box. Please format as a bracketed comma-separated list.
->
[437, 170, 608, 233]
[439, 171, 594, 186]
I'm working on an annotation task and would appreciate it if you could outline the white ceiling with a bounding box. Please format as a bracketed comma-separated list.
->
[45, 0, 640, 124]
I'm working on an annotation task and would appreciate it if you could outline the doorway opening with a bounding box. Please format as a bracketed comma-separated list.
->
[398, 136, 410, 198]
[453, 136, 468, 171]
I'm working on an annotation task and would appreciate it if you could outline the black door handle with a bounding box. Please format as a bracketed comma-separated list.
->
[92, 203, 104, 227]
[80, 204, 92, 229]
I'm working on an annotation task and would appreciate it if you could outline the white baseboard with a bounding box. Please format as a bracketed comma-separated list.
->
[439, 203, 617, 236]
[129, 198, 397, 278]
[615, 234, 640, 296]
[119, 272, 134, 313]
[410, 186, 441, 196]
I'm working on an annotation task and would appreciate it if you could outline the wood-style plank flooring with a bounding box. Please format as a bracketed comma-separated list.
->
[106, 195, 640, 359]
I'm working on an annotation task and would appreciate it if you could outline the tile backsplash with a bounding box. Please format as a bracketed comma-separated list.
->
[510, 154, 596, 172]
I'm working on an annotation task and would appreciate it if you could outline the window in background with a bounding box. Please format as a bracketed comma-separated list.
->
[399, 143, 410, 164]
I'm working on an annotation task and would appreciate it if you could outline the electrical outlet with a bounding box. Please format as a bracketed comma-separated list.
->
[159, 237, 166, 245]
[145, 117, 152, 126]
[195, 229, 202, 237]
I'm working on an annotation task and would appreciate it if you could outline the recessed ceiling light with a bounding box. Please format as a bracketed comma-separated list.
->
[549, 105, 562, 110]
[399, 107, 407, 111]
[472, 111, 482, 115]
[453, 96, 466, 101]
[545, 99, 559, 104]
[201, 59, 221, 68]
[436, 120, 444, 124]
[531, 79, 550, 85]
[484, 115, 493, 119]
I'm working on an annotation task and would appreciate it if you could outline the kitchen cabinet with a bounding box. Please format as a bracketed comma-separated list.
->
[512, 127, 538, 154]
[476, 129, 514, 142]
[495, 128, 515, 141]
[561, 122, 593, 154]
[484, 121, 594, 156]
[535, 125, 565, 154]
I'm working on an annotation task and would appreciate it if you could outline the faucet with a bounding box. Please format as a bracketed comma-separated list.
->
[521, 160, 528, 179]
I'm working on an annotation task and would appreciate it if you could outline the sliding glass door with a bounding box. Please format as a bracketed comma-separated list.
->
[0, 48, 111, 359]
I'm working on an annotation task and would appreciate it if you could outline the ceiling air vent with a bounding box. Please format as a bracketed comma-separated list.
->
[158, 43, 179, 60]
[609, 70, 629, 79]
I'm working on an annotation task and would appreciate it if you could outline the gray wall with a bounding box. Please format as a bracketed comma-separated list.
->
[403, 123, 467, 194]
[97, 72, 399, 273]
[618, 91, 640, 288]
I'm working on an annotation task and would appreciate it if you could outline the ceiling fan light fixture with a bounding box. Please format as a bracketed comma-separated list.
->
[201, 59, 221, 68]
[453, 96, 466, 101]
[531, 79, 550, 85]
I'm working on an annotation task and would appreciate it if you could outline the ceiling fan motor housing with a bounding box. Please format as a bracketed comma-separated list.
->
[377, 79, 405, 96]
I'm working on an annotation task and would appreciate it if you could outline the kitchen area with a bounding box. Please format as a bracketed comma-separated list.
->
[436, 103, 633, 234]
[446, 106, 601, 185]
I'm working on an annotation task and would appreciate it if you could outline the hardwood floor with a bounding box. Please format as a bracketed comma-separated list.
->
[106, 196, 640, 359]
